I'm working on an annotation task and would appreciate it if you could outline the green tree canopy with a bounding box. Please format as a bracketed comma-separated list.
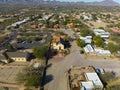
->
[93, 36, 104, 47]
[92, 14, 98, 21]
[25, 73, 41, 87]
[80, 29, 90, 37]
[106, 43, 119, 53]
[33, 45, 48, 60]
[16, 67, 43, 88]
[76, 38, 85, 48]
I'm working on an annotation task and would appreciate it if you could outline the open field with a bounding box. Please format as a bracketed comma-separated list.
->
[0, 18, 6, 22]
[0, 62, 29, 84]
[87, 21, 108, 28]
[0, 67, 23, 83]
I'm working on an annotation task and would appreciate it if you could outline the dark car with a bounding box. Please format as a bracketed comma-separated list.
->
[80, 50, 84, 54]
[95, 68, 101, 74]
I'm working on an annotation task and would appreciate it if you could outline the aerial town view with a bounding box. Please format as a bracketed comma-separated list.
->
[0, 0, 120, 90]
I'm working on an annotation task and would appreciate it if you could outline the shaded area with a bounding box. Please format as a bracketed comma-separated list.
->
[43, 74, 54, 86]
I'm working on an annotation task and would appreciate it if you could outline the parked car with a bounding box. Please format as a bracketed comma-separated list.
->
[99, 68, 105, 74]
[95, 68, 101, 74]
[95, 68, 105, 74]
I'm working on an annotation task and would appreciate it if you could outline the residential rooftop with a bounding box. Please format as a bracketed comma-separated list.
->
[68, 66, 103, 90]
[6, 52, 28, 58]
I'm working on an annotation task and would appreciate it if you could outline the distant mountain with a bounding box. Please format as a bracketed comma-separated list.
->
[0, 0, 44, 4]
[87, 0, 119, 6]
[0, 0, 119, 6]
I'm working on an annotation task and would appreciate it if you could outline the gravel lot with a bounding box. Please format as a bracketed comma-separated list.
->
[0, 67, 23, 83]
[44, 38, 120, 90]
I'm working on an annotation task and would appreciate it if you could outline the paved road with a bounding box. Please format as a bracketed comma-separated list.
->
[44, 29, 120, 90]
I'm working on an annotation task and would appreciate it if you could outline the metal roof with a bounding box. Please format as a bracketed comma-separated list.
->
[85, 73, 103, 88]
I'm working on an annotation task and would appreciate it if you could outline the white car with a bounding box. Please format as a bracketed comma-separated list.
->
[99, 68, 105, 74]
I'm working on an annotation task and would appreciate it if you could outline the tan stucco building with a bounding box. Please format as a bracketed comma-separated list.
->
[51, 43, 64, 50]
[0, 52, 29, 63]
[6, 52, 29, 62]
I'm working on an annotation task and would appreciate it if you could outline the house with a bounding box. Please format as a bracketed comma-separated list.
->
[68, 66, 104, 90]
[94, 48, 111, 55]
[11, 17, 29, 27]
[51, 37, 64, 51]
[111, 27, 120, 34]
[52, 43, 64, 50]
[0, 51, 29, 63]
[94, 29, 110, 38]
[83, 15, 92, 21]
[51, 34, 65, 51]
[31, 25, 38, 29]
[84, 44, 94, 53]
[85, 73, 104, 90]
[116, 51, 120, 57]
[80, 36, 92, 44]
[6, 52, 29, 62]
[54, 24, 59, 29]
[66, 23, 74, 28]
[81, 81, 95, 90]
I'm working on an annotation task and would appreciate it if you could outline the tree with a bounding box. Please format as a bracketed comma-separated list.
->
[106, 14, 111, 19]
[80, 29, 90, 37]
[80, 16, 84, 20]
[25, 73, 41, 87]
[76, 38, 85, 48]
[115, 23, 120, 28]
[5, 44, 14, 51]
[33, 45, 48, 60]
[93, 36, 104, 47]
[16, 67, 43, 88]
[100, 72, 115, 82]
[106, 43, 119, 53]
[26, 36, 37, 42]
[92, 14, 98, 21]
[106, 85, 120, 90]
[99, 27, 104, 30]
[3, 87, 9, 90]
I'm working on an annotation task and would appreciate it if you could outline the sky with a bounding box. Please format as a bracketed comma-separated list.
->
[57, 0, 120, 3]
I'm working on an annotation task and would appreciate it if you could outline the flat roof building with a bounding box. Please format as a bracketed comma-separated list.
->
[85, 73, 104, 89]
[67, 66, 104, 90]
[81, 81, 95, 90]
[84, 44, 94, 53]
[94, 29, 110, 38]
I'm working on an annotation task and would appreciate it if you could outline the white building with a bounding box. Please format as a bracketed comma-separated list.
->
[81, 81, 95, 90]
[80, 36, 92, 44]
[83, 15, 92, 21]
[94, 48, 111, 55]
[85, 73, 104, 90]
[84, 44, 94, 53]
[94, 29, 110, 38]
[51, 43, 64, 50]
[11, 17, 29, 27]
